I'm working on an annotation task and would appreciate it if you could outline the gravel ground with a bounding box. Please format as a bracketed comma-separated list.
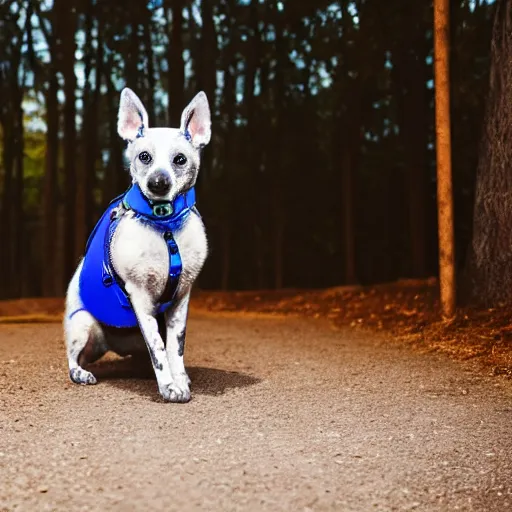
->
[1, 311, 512, 511]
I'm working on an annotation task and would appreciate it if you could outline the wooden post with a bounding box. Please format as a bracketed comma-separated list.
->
[434, 0, 456, 318]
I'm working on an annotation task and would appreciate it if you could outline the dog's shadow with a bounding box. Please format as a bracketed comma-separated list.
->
[88, 355, 261, 400]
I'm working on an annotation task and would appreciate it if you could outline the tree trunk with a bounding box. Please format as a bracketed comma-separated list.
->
[13, 95, 25, 298]
[35, 0, 60, 296]
[74, 0, 93, 262]
[245, 0, 266, 289]
[104, 60, 128, 204]
[185, 4, 200, 95]
[404, 41, 429, 278]
[86, 14, 104, 233]
[341, 150, 357, 284]
[0, 122, 14, 298]
[58, 0, 78, 287]
[336, 0, 361, 286]
[434, 0, 456, 318]
[42, 76, 59, 297]
[273, 217, 285, 290]
[218, 0, 238, 290]
[198, 0, 217, 109]
[463, 0, 512, 307]
[387, 0, 431, 279]
[195, 0, 217, 189]
[272, 0, 287, 289]
[254, 225, 266, 289]
[166, 0, 185, 126]
[142, 6, 156, 122]
[0, 41, 23, 298]
[221, 225, 231, 290]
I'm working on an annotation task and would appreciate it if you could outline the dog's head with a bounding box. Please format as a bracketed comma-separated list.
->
[117, 88, 211, 202]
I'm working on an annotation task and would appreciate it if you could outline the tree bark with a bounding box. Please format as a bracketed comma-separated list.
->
[463, 0, 512, 307]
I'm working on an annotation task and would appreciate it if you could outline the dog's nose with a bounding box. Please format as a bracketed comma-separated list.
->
[147, 171, 171, 195]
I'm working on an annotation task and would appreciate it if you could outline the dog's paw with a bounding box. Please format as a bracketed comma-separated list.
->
[159, 380, 191, 403]
[69, 367, 97, 385]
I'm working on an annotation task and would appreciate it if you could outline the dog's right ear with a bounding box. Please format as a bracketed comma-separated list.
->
[117, 88, 149, 141]
[180, 92, 211, 149]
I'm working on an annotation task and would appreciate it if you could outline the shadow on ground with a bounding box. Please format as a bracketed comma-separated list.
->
[87, 356, 261, 400]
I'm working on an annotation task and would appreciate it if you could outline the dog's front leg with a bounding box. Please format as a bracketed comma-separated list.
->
[164, 290, 192, 401]
[125, 283, 185, 402]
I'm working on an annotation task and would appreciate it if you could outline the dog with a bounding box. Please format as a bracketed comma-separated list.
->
[63, 88, 211, 402]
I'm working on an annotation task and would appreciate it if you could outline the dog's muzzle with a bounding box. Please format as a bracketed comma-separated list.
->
[147, 171, 171, 196]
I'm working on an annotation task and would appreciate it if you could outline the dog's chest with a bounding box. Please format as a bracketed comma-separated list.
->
[110, 212, 207, 300]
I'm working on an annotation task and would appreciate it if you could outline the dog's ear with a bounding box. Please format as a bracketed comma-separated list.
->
[180, 92, 211, 149]
[117, 88, 149, 141]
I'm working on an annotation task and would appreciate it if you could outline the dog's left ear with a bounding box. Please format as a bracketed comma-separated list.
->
[118, 88, 149, 141]
[180, 92, 211, 149]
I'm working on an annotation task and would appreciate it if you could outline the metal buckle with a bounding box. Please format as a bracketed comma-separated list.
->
[152, 203, 173, 217]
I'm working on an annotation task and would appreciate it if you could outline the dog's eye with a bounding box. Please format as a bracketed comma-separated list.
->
[138, 151, 152, 165]
[173, 153, 187, 166]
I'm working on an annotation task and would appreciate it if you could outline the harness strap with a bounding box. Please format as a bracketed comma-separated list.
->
[101, 194, 186, 315]
[157, 231, 182, 312]
[102, 204, 131, 309]
[71, 184, 196, 327]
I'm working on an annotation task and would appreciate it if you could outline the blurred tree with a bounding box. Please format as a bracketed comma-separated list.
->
[392, 0, 431, 278]
[195, 0, 218, 190]
[0, 0, 498, 297]
[53, 0, 79, 287]
[165, 0, 185, 126]
[34, 0, 61, 296]
[0, 1, 25, 298]
[142, 3, 157, 121]
[75, 0, 102, 261]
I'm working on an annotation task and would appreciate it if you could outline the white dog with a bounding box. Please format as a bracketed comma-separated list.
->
[63, 88, 211, 402]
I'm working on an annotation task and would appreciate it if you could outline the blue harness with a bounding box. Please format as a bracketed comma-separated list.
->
[71, 184, 197, 328]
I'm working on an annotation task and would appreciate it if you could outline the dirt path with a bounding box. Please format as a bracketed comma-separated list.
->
[1, 312, 512, 511]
